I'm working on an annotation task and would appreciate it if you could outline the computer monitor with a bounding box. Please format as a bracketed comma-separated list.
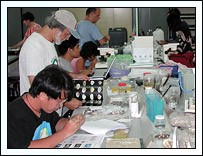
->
[108, 27, 127, 48]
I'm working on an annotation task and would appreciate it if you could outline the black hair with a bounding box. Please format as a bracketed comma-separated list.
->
[86, 8, 99, 15]
[80, 41, 100, 60]
[167, 8, 191, 39]
[58, 35, 79, 56]
[167, 8, 182, 30]
[22, 12, 35, 22]
[29, 64, 74, 101]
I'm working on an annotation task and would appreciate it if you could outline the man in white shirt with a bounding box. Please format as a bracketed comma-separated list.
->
[19, 10, 88, 113]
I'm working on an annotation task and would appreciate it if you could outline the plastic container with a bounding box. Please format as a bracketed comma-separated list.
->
[145, 89, 165, 123]
[107, 54, 133, 78]
[153, 115, 166, 148]
[128, 92, 139, 118]
[154, 115, 165, 129]
[153, 27, 164, 41]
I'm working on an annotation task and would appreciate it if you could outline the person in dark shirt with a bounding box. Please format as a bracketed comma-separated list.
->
[167, 8, 193, 54]
[8, 64, 85, 148]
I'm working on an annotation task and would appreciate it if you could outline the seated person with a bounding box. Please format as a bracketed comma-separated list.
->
[8, 64, 85, 148]
[71, 41, 100, 74]
[58, 35, 92, 76]
[167, 8, 193, 54]
[10, 12, 42, 49]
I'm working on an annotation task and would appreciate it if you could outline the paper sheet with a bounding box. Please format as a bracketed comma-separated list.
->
[56, 134, 105, 148]
[80, 119, 127, 136]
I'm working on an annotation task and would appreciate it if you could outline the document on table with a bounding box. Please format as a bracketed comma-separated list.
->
[80, 119, 128, 136]
[56, 134, 105, 148]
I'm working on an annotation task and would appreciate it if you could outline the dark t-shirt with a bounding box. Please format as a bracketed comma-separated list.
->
[175, 21, 193, 54]
[7, 96, 61, 148]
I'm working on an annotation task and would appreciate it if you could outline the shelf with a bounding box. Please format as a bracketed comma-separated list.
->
[180, 13, 195, 19]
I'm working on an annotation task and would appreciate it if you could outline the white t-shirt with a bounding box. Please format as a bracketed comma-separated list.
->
[59, 56, 74, 72]
[19, 32, 59, 95]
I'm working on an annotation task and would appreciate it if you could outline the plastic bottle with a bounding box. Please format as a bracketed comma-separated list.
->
[153, 27, 164, 41]
[145, 89, 164, 123]
[129, 92, 139, 118]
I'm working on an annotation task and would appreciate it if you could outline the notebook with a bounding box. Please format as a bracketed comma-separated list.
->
[90, 56, 116, 78]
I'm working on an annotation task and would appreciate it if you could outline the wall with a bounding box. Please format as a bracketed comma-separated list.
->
[8, 8, 22, 46]
[65, 8, 132, 41]
[132, 8, 169, 40]
[7, 8, 58, 46]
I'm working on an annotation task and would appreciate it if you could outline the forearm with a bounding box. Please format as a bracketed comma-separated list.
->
[99, 36, 108, 45]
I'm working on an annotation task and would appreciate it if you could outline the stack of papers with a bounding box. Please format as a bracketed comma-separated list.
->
[80, 119, 128, 136]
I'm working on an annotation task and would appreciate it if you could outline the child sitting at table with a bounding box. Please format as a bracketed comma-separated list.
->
[71, 41, 100, 74]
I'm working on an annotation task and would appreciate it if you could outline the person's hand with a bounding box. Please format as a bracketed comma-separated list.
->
[74, 73, 89, 80]
[64, 98, 82, 110]
[89, 58, 97, 70]
[91, 58, 97, 67]
[63, 114, 85, 135]
[157, 40, 168, 45]
[80, 69, 93, 76]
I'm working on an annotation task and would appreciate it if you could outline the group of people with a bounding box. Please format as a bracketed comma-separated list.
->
[8, 8, 108, 148]
[8, 8, 194, 148]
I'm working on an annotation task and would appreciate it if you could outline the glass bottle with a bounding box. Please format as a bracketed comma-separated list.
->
[168, 88, 179, 110]
[143, 72, 155, 91]
[153, 115, 166, 148]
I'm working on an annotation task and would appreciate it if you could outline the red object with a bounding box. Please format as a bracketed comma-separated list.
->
[168, 51, 195, 68]
[118, 82, 126, 87]
[143, 72, 151, 75]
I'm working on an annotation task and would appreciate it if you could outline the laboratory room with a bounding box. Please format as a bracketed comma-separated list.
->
[7, 7, 197, 150]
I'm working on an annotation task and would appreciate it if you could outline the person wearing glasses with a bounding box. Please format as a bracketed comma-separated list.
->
[19, 10, 88, 113]
[8, 65, 85, 148]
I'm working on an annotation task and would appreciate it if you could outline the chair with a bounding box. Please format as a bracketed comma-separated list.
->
[8, 76, 20, 102]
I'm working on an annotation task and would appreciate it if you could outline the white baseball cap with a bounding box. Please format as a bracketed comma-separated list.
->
[53, 10, 80, 39]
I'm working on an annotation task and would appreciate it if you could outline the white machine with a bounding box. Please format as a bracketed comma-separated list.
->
[131, 36, 154, 63]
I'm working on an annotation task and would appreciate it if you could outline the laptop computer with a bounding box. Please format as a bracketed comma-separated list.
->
[90, 56, 116, 78]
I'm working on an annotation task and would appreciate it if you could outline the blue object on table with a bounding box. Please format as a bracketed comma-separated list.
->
[145, 89, 164, 123]
[159, 65, 178, 78]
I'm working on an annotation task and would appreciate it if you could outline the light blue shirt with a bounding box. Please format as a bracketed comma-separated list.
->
[77, 20, 103, 48]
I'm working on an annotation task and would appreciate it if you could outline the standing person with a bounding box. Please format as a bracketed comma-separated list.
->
[8, 64, 85, 148]
[76, 8, 109, 47]
[71, 41, 100, 74]
[167, 8, 193, 54]
[58, 35, 92, 76]
[9, 12, 42, 49]
[19, 10, 88, 112]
